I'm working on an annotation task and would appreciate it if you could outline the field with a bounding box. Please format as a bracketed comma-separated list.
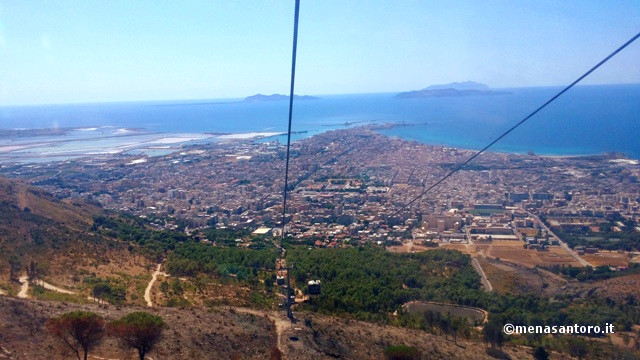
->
[476, 241, 583, 268]
[433, 241, 582, 268]
[517, 228, 539, 237]
[469, 208, 505, 216]
[438, 243, 476, 255]
[402, 301, 487, 324]
[582, 251, 630, 267]
[477, 258, 568, 296]
[436, 241, 636, 269]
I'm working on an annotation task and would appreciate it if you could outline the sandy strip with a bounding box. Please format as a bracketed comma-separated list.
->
[217, 132, 283, 140]
[0, 145, 37, 153]
[127, 158, 148, 165]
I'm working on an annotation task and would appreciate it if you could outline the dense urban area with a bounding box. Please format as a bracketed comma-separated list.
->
[1, 126, 640, 359]
[3, 126, 639, 251]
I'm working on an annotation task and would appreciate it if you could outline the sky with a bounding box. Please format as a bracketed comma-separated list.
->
[0, 0, 639, 105]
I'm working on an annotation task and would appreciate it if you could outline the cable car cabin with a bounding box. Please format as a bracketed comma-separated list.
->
[277, 276, 285, 285]
[308, 280, 321, 296]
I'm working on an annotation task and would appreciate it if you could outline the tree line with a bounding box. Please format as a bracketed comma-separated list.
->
[165, 241, 276, 279]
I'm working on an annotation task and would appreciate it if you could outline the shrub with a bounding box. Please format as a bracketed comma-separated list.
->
[383, 345, 421, 360]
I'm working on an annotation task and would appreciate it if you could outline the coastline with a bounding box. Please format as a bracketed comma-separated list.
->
[0, 127, 293, 163]
[1, 84, 638, 160]
[0, 123, 637, 164]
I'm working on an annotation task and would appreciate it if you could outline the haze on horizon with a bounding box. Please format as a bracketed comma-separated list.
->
[0, 0, 639, 106]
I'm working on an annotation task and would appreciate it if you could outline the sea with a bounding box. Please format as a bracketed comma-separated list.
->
[0, 84, 639, 163]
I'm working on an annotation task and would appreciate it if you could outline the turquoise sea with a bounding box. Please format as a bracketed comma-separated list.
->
[1, 84, 639, 159]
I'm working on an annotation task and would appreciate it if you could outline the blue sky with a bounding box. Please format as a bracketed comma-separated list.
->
[0, 0, 638, 105]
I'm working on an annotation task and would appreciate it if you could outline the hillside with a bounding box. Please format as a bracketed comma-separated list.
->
[0, 177, 152, 302]
[0, 176, 100, 230]
[1, 176, 638, 359]
[0, 296, 536, 360]
[395, 81, 510, 98]
[243, 93, 321, 102]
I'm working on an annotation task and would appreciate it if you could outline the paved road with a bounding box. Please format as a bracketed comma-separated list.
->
[471, 258, 493, 292]
[529, 212, 594, 267]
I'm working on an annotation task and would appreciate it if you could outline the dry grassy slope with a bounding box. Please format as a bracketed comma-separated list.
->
[0, 297, 537, 360]
[562, 273, 640, 303]
[280, 312, 535, 360]
[0, 177, 100, 228]
[0, 177, 147, 293]
[481, 255, 640, 305]
[0, 297, 276, 359]
[478, 258, 568, 296]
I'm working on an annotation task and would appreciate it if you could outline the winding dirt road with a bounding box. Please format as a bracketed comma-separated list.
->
[16, 275, 103, 302]
[144, 264, 168, 307]
[40, 281, 75, 294]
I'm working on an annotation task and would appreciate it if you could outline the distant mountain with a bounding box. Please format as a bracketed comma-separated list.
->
[395, 81, 510, 98]
[424, 81, 491, 91]
[243, 94, 321, 102]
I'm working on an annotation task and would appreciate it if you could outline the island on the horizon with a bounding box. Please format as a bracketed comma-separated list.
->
[395, 81, 511, 98]
[243, 93, 321, 102]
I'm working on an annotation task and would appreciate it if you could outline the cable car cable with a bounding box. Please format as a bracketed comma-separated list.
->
[280, 0, 301, 253]
[389, 30, 640, 220]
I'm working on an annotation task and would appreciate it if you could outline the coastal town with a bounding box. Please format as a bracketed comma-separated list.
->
[1, 125, 640, 358]
[1, 126, 638, 262]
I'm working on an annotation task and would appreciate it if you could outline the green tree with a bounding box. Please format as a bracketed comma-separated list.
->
[264, 276, 274, 291]
[92, 283, 111, 304]
[46, 311, 105, 360]
[109, 312, 165, 360]
[383, 345, 420, 360]
[170, 278, 183, 295]
[8, 255, 22, 281]
[26, 260, 40, 285]
[566, 337, 589, 360]
[533, 346, 549, 360]
[159, 281, 169, 294]
[483, 317, 504, 349]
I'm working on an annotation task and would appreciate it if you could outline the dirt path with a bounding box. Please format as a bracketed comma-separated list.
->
[471, 258, 493, 292]
[17, 276, 29, 298]
[16, 275, 105, 303]
[40, 281, 75, 294]
[0, 288, 7, 296]
[235, 307, 290, 358]
[145, 264, 168, 307]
